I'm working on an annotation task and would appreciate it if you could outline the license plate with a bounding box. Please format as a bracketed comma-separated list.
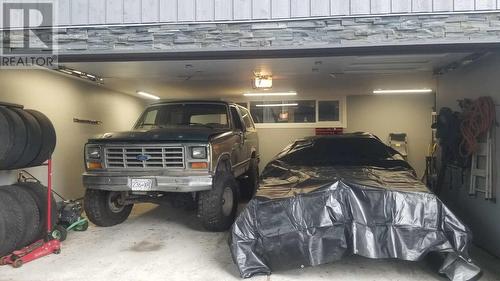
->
[129, 179, 153, 191]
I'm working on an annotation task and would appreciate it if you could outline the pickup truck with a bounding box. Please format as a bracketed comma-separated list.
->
[82, 101, 259, 231]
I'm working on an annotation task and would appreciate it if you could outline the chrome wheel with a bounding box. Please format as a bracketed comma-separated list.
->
[107, 192, 125, 213]
[221, 186, 234, 217]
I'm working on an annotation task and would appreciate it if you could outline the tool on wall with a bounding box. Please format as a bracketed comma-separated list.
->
[422, 142, 438, 190]
[432, 107, 467, 195]
[423, 111, 438, 190]
[469, 129, 495, 200]
[459, 96, 497, 201]
[459, 97, 496, 157]
[433, 97, 497, 200]
[73, 118, 102, 125]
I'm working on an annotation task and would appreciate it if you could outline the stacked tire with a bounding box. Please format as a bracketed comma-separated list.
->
[0, 106, 56, 170]
[0, 182, 58, 256]
[0, 105, 58, 256]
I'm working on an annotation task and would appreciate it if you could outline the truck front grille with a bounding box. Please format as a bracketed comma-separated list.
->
[104, 146, 185, 169]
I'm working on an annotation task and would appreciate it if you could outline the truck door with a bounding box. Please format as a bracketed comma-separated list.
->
[237, 106, 258, 163]
[230, 106, 245, 175]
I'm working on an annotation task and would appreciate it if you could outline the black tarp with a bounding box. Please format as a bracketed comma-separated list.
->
[229, 133, 480, 281]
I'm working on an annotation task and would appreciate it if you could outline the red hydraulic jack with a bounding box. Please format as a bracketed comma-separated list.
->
[0, 158, 62, 268]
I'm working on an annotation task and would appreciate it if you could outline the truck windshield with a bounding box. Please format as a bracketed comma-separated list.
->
[135, 103, 230, 130]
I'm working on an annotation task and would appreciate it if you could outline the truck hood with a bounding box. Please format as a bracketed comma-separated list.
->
[88, 127, 231, 143]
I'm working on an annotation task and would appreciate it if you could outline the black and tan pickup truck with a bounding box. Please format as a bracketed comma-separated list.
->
[82, 101, 259, 231]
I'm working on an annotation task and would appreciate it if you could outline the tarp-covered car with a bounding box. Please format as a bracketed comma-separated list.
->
[229, 133, 480, 281]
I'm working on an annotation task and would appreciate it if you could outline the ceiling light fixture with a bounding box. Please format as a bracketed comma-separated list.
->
[373, 89, 433, 95]
[243, 92, 297, 97]
[137, 91, 160, 100]
[56, 66, 104, 84]
[256, 103, 298, 107]
[253, 75, 273, 89]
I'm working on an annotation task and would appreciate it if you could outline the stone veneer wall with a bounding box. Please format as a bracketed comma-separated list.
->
[49, 13, 500, 53]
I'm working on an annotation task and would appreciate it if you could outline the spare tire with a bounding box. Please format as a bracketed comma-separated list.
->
[10, 108, 43, 169]
[0, 185, 40, 249]
[0, 107, 27, 170]
[0, 206, 6, 255]
[25, 110, 56, 167]
[14, 182, 58, 240]
[0, 108, 10, 162]
[0, 189, 27, 256]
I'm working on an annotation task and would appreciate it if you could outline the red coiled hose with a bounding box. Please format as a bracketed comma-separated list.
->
[459, 96, 496, 157]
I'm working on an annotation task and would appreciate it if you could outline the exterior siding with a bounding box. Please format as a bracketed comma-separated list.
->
[48, 13, 500, 54]
[234, 0, 252, 19]
[52, 0, 500, 26]
[88, 0, 106, 24]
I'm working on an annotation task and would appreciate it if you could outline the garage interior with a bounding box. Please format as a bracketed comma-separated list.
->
[0, 48, 499, 280]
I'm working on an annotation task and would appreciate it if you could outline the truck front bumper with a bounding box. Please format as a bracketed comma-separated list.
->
[83, 171, 213, 192]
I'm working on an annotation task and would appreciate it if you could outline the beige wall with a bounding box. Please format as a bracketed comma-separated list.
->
[436, 52, 500, 257]
[0, 70, 145, 199]
[257, 127, 314, 170]
[254, 95, 434, 177]
[345, 95, 434, 176]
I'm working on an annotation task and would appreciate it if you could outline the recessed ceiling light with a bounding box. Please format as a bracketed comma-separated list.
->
[243, 92, 297, 97]
[373, 89, 433, 95]
[137, 91, 160, 100]
[256, 103, 298, 107]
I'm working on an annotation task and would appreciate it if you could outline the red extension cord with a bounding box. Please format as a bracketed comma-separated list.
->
[459, 96, 496, 157]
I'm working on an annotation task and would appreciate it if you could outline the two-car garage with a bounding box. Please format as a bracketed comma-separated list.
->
[1, 3, 500, 280]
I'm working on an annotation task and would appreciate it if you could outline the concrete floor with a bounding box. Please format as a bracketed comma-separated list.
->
[1, 203, 499, 281]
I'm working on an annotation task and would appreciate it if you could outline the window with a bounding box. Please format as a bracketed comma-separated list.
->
[142, 110, 158, 126]
[250, 100, 316, 124]
[190, 114, 227, 125]
[135, 103, 229, 129]
[241, 97, 345, 128]
[230, 107, 244, 131]
[239, 107, 255, 130]
[318, 100, 340, 122]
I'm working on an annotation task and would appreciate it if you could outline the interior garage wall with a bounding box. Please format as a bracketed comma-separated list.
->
[436, 53, 500, 257]
[346, 94, 434, 176]
[0, 70, 145, 199]
[256, 94, 434, 177]
[257, 127, 314, 170]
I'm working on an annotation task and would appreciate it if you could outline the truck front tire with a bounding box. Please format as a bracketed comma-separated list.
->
[198, 173, 238, 232]
[84, 189, 133, 227]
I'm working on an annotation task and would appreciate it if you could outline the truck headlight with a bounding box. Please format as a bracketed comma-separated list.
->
[86, 145, 102, 160]
[191, 147, 207, 159]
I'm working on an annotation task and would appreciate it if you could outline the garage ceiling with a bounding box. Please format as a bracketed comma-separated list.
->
[63, 52, 470, 99]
